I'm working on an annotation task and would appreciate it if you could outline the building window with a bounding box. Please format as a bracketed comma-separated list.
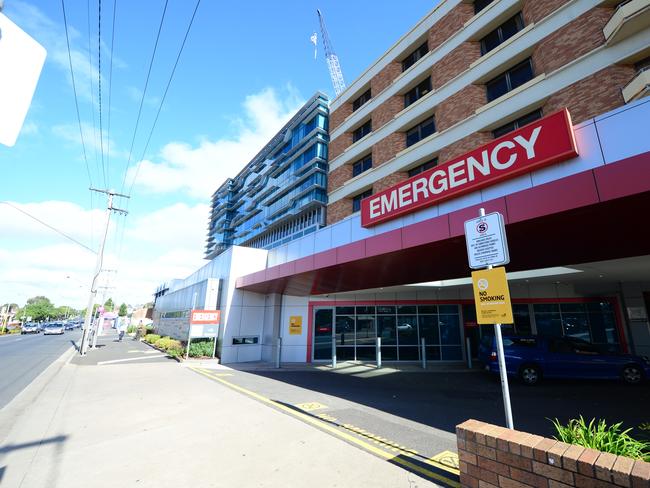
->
[407, 158, 438, 177]
[404, 77, 432, 108]
[402, 41, 429, 72]
[474, 0, 494, 14]
[352, 154, 372, 177]
[352, 89, 372, 112]
[486, 58, 534, 102]
[492, 109, 542, 138]
[352, 120, 372, 143]
[406, 115, 436, 147]
[480, 13, 525, 55]
[352, 189, 372, 213]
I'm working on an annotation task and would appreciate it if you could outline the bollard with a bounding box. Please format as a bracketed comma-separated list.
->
[466, 336, 472, 369]
[331, 335, 337, 368]
[275, 337, 282, 368]
[376, 336, 382, 369]
[421, 337, 426, 369]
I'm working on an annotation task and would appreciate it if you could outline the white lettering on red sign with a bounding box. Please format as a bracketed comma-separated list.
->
[362, 110, 576, 227]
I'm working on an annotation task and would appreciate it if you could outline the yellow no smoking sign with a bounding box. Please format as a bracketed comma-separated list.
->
[471, 267, 513, 324]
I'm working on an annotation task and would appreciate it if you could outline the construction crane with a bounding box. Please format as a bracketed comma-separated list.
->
[316, 9, 346, 97]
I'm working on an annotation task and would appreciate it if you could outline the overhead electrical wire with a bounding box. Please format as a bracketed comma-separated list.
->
[97, 0, 106, 188]
[86, 0, 103, 187]
[106, 0, 117, 189]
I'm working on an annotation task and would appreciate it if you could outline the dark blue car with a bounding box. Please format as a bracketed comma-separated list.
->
[479, 335, 650, 385]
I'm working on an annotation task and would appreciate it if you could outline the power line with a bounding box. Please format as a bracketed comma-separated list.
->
[128, 0, 203, 197]
[120, 0, 170, 195]
[106, 0, 117, 189]
[61, 0, 93, 188]
[97, 0, 106, 188]
[0, 201, 96, 254]
[86, 0, 103, 187]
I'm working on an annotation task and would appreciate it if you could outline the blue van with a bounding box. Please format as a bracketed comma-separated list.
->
[479, 335, 650, 385]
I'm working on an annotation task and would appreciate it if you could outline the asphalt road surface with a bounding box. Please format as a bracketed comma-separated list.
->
[0, 330, 79, 409]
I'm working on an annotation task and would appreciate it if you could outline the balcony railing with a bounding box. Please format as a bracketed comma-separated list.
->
[622, 66, 650, 103]
[604, 0, 650, 44]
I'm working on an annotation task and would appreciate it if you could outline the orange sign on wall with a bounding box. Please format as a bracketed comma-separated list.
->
[190, 310, 221, 324]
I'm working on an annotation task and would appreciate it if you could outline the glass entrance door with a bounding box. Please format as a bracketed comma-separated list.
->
[313, 307, 334, 360]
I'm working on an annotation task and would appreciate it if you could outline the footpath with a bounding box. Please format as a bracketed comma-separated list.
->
[0, 333, 448, 488]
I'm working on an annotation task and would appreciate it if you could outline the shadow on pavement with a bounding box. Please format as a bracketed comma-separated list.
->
[242, 368, 650, 438]
[0, 434, 68, 454]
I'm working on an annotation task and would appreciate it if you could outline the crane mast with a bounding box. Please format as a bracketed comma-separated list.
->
[317, 9, 346, 97]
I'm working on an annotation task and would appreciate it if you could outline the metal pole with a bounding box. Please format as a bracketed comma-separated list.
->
[211, 336, 217, 359]
[331, 334, 337, 369]
[376, 336, 381, 369]
[275, 337, 282, 368]
[185, 337, 191, 360]
[466, 336, 473, 369]
[421, 338, 426, 369]
[480, 207, 514, 429]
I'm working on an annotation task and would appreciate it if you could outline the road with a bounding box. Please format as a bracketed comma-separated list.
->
[0, 330, 80, 409]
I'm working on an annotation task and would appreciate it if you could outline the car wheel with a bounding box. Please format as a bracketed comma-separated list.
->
[519, 364, 541, 385]
[622, 364, 644, 385]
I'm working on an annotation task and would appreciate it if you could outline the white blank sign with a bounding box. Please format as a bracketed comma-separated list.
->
[0, 12, 47, 147]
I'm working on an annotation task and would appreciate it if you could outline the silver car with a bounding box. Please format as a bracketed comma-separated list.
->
[44, 323, 64, 335]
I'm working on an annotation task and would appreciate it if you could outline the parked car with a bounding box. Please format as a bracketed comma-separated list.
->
[44, 323, 65, 335]
[21, 323, 40, 334]
[479, 335, 650, 385]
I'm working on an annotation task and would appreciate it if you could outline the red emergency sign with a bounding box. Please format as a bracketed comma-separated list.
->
[361, 109, 578, 227]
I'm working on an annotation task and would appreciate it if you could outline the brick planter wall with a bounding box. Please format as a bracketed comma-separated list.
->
[456, 419, 650, 488]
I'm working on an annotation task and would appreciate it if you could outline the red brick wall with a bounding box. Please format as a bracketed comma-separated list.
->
[428, 2, 474, 52]
[522, 0, 571, 24]
[373, 132, 406, 167]
[544, 64, 635, 124]
[371, 61, 402, 95]
[457, 419, 650, 488]
[431, 42, 482, 90]
[327, 198, 352, 225]
[374, 172, 408, 194]
[436, 85, 486, 132]
[373, 95, 403, 129]
[328, 164, 352, 194]
[532, 7, 613, 75]
[330, 103, 353, 133]
[329, 132, 352, 161]
[439, 131, 493, 163]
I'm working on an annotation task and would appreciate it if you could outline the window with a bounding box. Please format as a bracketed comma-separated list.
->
[352, 120, 372, 143]
[352, 189, 372, 213]
[407, 158, 438, 177]
[352, 154, 372, 177]
[492, 109, 542, 138]
[474, 0, 494, 14]
[480, 13, 525, 55]
[232, 336, 259, 345]
[352, 89, 372, 112]
[402, 41, 429, 72]
[404, 77, 432, 108]
[486, 58, 534, 102]
[406, 115, 436, 147]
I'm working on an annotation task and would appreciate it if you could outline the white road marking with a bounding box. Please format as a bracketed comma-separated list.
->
[97, 355, 166, 365]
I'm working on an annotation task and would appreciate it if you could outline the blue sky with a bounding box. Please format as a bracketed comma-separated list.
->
[1, 0, 437, 308]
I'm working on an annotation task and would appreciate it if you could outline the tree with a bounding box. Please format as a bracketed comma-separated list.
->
[104, 298, 114, 312]
[21, 296, 55, 322]
[118, 303, 127, 317]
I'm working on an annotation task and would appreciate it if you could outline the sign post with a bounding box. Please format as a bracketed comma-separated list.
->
[188, 310, 221, 360]
[465, 208, 514, 429]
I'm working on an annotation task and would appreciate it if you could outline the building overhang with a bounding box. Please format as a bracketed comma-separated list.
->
[236, 151, 650, 296]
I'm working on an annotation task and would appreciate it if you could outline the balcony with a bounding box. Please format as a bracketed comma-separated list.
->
[622, 67, 650, 102]
[604, 0, 650, 45]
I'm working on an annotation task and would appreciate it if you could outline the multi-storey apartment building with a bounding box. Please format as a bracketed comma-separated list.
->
[205, 92, 329, 259]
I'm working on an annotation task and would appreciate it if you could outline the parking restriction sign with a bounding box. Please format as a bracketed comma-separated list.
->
[464, 212, 510, 269]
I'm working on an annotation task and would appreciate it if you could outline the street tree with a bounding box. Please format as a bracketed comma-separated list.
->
[118, 303, 127, 317]
[104, 298, 114, 312]
[20, 296, 55, 322]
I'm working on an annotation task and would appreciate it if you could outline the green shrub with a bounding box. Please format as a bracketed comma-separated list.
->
[146, 325, 155, 334]
[144, 334, 160, 344]
[551, 416, 650, 461]
[126, 325, 137, 334]
[9, 328, 21, 334]
[188, 338, 215, 358]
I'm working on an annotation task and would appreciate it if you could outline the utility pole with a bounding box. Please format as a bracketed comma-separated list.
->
[80, 189, 128, 355]
[91, 284, 116, 349]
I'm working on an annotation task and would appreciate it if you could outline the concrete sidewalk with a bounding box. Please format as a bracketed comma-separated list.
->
[0, 338, 444, 488]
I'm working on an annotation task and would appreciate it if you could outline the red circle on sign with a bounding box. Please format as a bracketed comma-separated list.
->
[476, 222, 488, 234]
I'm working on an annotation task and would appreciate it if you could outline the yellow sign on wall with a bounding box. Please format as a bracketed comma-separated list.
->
[289, 315, 303, 335]
[471, 267, 513, 325]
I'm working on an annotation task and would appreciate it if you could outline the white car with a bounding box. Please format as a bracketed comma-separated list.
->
[44, 323, 64, 335]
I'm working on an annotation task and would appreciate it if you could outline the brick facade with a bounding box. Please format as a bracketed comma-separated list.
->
[373, 132, 406, 167]
[330, 103, 353, 133]
[431, 42, 482, 90]
[457, 419, 650, 488]
[428, 2, 474, 52]
[328, 164, 353, 194]
[371, 61, 402, 95]
[327, 198, 352, 225]
[436, 84, 486, 132]
[522, 0, 571, 25]
[373, 95, 403, 129]
[544, 64, 635, 124]
[373, 172, 408, 194]
[532, 7, 613, 76]
[438, 131, 493, 163]
[329, 131, 352, 161]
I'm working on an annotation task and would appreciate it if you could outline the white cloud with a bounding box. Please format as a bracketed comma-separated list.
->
[126, 86, 304, 199]
[0, 200, 209, 309]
